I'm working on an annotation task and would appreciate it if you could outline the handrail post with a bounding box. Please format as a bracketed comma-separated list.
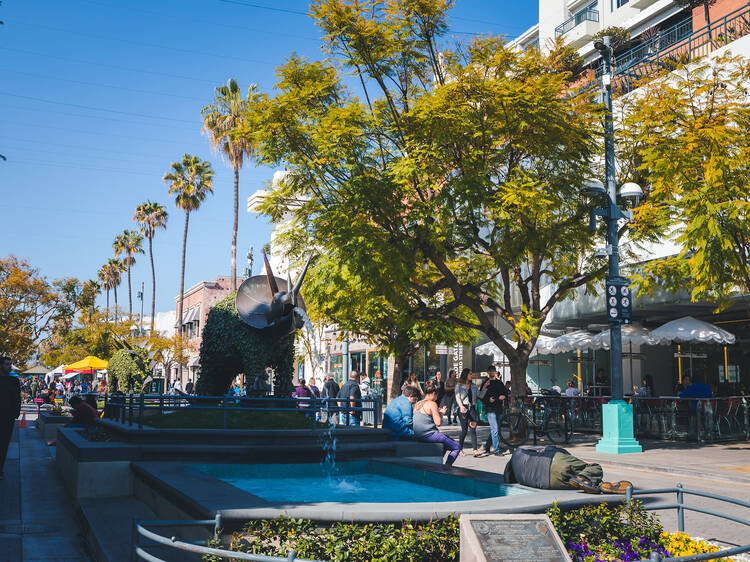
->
[625, 485, 632, 506]
[743, 397, 749, 440]
[104, 393, 109, 419]
[677, 483, 685, 532]
[159, 394, 164, 415]
[696, 401, 703, 444]
[131, 516, 138, 562]
[128, 394, 134, 426]
[214, 513, 222, 539]
[138, 393, 145, 429]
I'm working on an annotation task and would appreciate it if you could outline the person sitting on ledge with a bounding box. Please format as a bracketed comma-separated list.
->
[413, 381, 461, 465]
[383, 385, 420, 440]
[66, 395, 98, 427]
[503, 445, 632, 494]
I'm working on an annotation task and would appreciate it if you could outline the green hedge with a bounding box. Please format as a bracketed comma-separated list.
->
[205, 516, 459, 562]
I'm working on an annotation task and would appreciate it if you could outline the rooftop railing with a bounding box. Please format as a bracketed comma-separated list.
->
[555, 8, 599, 38]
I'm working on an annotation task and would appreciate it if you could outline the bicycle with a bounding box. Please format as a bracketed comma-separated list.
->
[498, 395, 572, 448]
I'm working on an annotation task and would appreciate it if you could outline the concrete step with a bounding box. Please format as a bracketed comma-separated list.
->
[78, 497, 158, 562]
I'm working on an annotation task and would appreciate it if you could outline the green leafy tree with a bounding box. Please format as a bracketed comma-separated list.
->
[0, 256, 81, 365]
[243, 0, 606, 399]
[40, 309, 129, 367]
[624, 54, 750, 307]
[113, 229, 144, 318]
[202, 79, 258, 292]
[134, 201, 168, 332]
[164, 154, 214, 382]
[107, 347, 149, 393]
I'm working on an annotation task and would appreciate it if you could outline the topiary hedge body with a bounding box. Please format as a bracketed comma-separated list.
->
[196, 293, 295, 397]
[107, 348, 149, 393]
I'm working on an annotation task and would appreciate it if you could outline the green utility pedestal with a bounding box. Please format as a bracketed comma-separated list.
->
[596, 400, 643, 454]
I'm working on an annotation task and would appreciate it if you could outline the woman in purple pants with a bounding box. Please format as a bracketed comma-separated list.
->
[413, 381, 461, 465]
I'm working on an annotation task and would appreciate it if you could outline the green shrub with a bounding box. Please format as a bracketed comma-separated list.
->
[204, 516, 459, 562]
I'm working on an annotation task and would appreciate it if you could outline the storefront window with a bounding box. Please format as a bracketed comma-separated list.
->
[368, 350, 388, 400]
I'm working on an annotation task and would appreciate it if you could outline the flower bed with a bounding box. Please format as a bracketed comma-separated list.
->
[202, 504, 743, 561]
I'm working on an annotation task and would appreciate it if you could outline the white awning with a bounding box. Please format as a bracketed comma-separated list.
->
[187, 356, 200, 367]
[182, 307, 200, 324]
[649, 316, 735, 345]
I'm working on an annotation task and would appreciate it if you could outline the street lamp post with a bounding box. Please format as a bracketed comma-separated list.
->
[591, 36, 643, 454]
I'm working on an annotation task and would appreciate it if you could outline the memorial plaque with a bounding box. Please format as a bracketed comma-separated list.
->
[460, 514, 571, 562]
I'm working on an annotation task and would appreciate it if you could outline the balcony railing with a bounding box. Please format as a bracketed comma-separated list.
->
[555, 8, 599, 38]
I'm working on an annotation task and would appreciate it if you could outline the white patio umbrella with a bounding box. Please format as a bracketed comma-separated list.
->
[649, 316, 735, 383]
[475, 335, 556, 359]
[649, 316, 735, 345]
[540, 330, 603, 354]
[590, 325, 656, 349]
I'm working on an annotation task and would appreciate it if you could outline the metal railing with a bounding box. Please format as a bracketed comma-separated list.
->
[513, 395, 749, 444]
[627, 484, 750, 561]
[132, 513, 326, 561]
[102, 392, 382, 430]
[612, 3, 750, 95]
[555, 8, 599, 38]
[555, 8, 599, 37]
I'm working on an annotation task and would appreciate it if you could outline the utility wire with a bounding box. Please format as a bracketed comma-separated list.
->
[217, 0, 308, 16]
[0, 120, 192, 143]
[77, 0, 319, 41]
[2, 136, 179, 159]
[11, 20, 278, 65]
[0, 92, 198, 124]
[0, 68, 208, 102]
[0, 47, 225, 85]
[4, 159, 161, 177]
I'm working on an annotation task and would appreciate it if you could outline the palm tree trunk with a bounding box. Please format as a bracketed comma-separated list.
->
[177, 211, 190, 384]
[149, 236, 156, 333]
[106, 289, 110, 322]
[231, 165, 239, 292]
[127, 263, 133, 317]
[114, 285, 119, 326]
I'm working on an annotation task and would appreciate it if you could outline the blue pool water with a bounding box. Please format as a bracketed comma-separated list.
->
[190, 461, 530, 504]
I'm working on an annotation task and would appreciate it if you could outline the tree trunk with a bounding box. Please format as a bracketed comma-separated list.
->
[148, 236, 156, 333]
[388, 351, 410, 402]
[231, 165, 239, 292]
[105, 289, 110, 322]
[127, 263, 132, 317]
[177, 211, 190, 385]
[704, 1, 712, 41]
[113, 285, 118, 326]
[509, 354, 531, 413]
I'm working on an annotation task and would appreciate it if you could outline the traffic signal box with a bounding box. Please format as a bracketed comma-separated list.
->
[605, 276, 632, 324]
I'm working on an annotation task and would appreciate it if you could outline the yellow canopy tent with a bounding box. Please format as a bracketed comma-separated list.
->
[64, 356, 108, 372]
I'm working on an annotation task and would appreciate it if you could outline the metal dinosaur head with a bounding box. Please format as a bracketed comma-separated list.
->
[235, 252, 312, 335]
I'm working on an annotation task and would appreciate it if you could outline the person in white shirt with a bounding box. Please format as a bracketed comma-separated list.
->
[359, 373, 371, 396]
[564, 379, 580, 397]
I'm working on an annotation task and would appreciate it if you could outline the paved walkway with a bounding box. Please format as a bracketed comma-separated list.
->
[0, 407, 89, 561]
[444, 423, 750, 546]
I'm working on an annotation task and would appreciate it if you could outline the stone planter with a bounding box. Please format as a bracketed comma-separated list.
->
[37, 411, 71, 441]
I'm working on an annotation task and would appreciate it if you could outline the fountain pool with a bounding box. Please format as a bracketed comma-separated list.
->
[189, 460, 531, 505]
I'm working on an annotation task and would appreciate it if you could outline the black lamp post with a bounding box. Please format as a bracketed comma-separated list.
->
[589, 36, 644, 454]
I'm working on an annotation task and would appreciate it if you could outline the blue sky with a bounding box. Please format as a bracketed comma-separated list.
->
[1, 0, 537, 314]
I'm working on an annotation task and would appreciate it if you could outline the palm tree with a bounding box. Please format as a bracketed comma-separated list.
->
[97, 266, 110, 321]
[107, 258, 125, 325]
[134, 201, 168, 333]
[113, 230, 144, 318]
[201, 79, 258, 292]
[164, 154, 214, 381]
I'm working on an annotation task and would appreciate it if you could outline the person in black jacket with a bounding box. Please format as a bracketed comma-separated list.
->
[480, 366, 507, 456]
[0, 355, 22, 479]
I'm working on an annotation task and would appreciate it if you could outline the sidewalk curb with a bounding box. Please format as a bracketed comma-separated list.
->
[584, 458, 750, 486]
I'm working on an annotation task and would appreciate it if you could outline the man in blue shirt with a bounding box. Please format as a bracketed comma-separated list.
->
[678, 375, 712, 398]
[383, 386, 420, 439]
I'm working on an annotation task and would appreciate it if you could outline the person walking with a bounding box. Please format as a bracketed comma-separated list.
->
[321, 374, 340, 424]
[30, 377, 39, 400]
[405, 372, 423, 396]
[441, 370, 457, 424]
[480, 366, 507, 456]
[413, 381, 461, 465]
[434, 370, 446, 405]
[338, 371, 362, 426]
[456, 367, 480, 457]
[0, 355, 22, 479]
